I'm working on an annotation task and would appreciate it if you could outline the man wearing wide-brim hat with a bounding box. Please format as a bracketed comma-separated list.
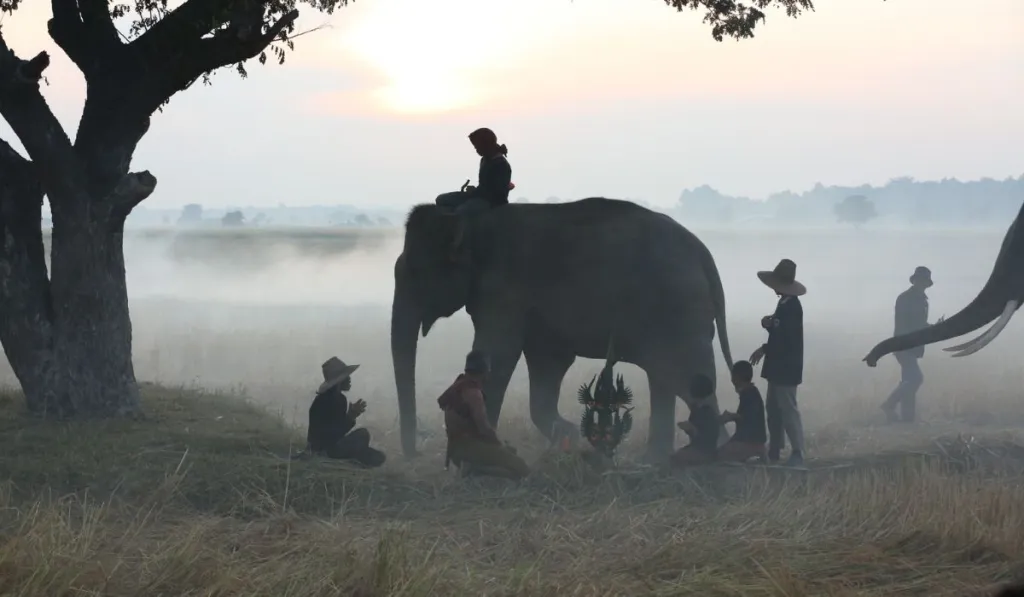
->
[881, 266, 942, 423]
[749, 258, 807, 467]
[306, 356, 386, 467]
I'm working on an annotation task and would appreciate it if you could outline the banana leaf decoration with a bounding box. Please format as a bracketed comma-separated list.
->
[578, 337, 634, 458]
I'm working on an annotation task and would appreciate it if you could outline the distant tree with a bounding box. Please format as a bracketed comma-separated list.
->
[221, 210, 245, 227]
[177, 204, 204, 226]
[376, 216, 391, 226]
[544, 196, 561, 204]
[834, 195, 878, 227]
[0, 0, 822, 418]
[252, 213, 267, 226]
[514, 197, 529, 203]
[354, 213, 372, 227]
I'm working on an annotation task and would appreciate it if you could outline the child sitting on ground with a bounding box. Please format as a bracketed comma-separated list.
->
[670, 374, 720, 467]
[718, 360, 769, 463]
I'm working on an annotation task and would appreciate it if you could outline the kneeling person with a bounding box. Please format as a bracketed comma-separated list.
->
[307, 357, 387, 468]
[718, 360, 768, 463]
[438, 350, 529, 480]
[671, 374, 720, 467]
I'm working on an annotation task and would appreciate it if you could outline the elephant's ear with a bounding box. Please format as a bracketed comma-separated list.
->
[404, 205, 467, 264]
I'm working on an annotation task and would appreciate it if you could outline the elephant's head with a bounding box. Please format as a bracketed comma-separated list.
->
[390, 205, 475, 456]
[864, 203, 1024, 365]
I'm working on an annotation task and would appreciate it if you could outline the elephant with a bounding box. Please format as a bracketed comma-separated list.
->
[391, 197, 735, 461]
[864, 199, 1024, 365]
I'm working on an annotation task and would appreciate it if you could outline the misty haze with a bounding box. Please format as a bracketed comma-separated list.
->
[2, 0, 1023, 594]
[67, 223, 1015, 432]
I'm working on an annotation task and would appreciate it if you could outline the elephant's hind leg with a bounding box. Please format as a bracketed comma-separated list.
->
[523, 326, 576, 445]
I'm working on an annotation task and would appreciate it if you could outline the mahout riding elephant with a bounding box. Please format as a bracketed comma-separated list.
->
[864, 199, 1024, 366]
[391, 198, 734, 462]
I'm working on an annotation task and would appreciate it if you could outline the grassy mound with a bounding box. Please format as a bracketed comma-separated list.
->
[0, 386, 1022, 595]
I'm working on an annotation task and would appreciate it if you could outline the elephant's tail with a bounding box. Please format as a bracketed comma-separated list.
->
[700, 244, 734, 372]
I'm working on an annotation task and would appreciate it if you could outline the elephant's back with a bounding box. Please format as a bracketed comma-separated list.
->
[501, 197, 717, 308]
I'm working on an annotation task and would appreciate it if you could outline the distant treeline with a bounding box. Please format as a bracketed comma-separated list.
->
[668, 176, 1024, 227]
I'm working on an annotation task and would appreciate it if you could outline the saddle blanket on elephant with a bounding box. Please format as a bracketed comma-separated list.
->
[447, 437, 530, 479]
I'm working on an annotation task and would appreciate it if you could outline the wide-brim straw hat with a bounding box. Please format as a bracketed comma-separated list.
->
[909, 266, 933, 288]
[757, 258, 807, 297]
[318, 356, 360, 394]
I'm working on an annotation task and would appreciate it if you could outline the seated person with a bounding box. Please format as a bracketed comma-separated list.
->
[718, 360, 769, 463]
[435, 127, 512, 216]
[306, 356, 386, 468]
[437, 349, 530, 480]
[670, 374, 720, 467]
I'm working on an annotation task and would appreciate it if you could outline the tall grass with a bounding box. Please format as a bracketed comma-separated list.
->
[0, 387, 1021, 595]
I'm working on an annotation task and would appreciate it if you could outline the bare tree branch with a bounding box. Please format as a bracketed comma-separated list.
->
[132, 7, 299, 116]
[110, 171, 157, 212]
[0, 33, 84, 201]
[47, 0, 122, 77]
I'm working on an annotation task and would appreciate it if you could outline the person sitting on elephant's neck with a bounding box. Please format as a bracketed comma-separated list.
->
[437, 350, 530, 480]
[670, 374, 720, 467]
[717, 360, 768, 463]
[435, 127, 512, 216]
[306, 357, 386, 468]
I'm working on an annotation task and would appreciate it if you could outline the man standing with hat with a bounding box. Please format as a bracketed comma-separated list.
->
[437, 349, 530, 480]
[749, 258, 807, 467]
[881, 266, 941, 423]
[306, 356, 386, 467]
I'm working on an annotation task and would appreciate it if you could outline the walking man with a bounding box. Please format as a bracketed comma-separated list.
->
[881, 266, 941, 423]
[749, 258, 806, 467]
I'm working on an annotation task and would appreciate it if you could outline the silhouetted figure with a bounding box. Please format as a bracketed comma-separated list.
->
[307, 357, 386, 467]
[881, 266, 940, 423]
[437, 350, 529, 479]
[670, 374, 720, 467]
[750, 259, 806, 467]
[717, 360, 768, 463]
[435, 128, 513, 216]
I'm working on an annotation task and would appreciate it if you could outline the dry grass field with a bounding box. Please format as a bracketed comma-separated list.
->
[2, 226, 1023, 596]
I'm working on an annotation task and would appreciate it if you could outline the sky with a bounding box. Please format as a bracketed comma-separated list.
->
[1, 0, 1022, 210]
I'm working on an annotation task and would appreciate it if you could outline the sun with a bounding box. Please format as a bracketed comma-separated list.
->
[338, 0, 542, 115]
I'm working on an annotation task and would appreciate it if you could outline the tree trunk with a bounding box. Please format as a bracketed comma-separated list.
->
[46, 206, 140, 417]
[0, 141, 141, 417]
[0, 150, 68, 415]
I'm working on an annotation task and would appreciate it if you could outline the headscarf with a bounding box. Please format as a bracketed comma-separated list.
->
[468, 127, 508, 156]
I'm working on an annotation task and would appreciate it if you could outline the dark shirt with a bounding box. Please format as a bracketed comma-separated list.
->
[307, 388, 354, 453]
[731, 385, 767, 444]
[687, 402, 719, 456]
[469, 155, 512, 207]
[760, 295, 804, 386]
[894, 287, 929, 358]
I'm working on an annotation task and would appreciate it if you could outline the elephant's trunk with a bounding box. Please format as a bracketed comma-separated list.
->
[865, 210, 1024, 364]
[865, 293, 1006, 364]
[391, 255, 421, 457]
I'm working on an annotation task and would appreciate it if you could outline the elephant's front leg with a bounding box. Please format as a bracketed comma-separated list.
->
[470, 305, 525, 428]
[645, 372, 678, 462]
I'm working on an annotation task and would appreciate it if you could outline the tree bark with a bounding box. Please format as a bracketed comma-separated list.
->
[0, 142, 67, 415]
[47, 205, 141, 417]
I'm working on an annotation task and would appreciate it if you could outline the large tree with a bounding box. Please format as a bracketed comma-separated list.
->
[0, 0, 813, 419]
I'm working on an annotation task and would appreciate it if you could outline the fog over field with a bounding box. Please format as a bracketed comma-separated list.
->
[14, 221, 1020, 453]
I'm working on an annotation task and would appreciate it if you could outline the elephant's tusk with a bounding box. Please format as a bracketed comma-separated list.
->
[947, 300, 1018, 358]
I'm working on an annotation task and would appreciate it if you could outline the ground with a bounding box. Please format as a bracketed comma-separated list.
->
[2, 226, 1022, 595]
[0, 385, 1022, 596]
